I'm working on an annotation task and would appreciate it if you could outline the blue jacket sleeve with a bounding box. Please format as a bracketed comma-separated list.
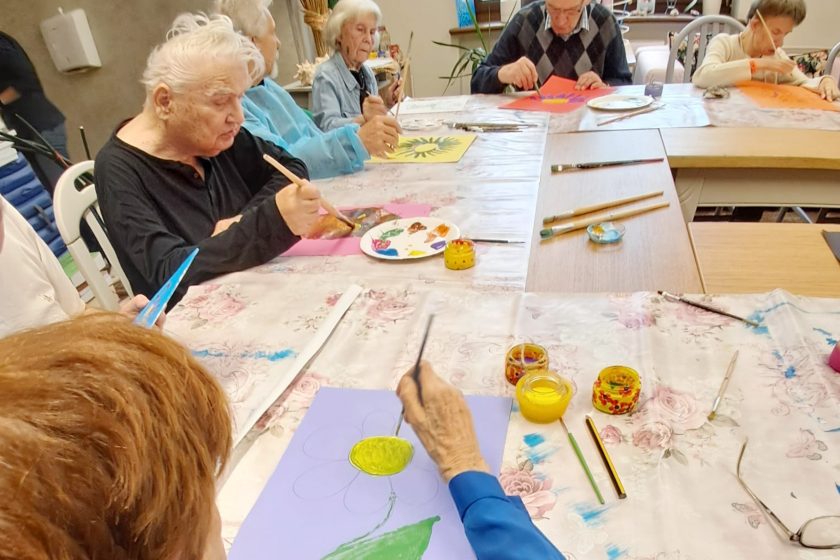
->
[471, 14, 525, 94]
[242, 84, 368, 180]
[449, 471, 565, 559]
[602, 21, 632, 86]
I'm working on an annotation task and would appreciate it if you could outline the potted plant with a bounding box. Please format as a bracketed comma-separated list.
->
[433, 2, 494, 93]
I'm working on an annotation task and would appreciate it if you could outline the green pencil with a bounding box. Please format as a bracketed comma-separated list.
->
[560, 417, 605, 504]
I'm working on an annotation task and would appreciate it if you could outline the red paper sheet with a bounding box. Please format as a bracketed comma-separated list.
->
[736, 81, 840, 112]
[501, 76, 615, 113]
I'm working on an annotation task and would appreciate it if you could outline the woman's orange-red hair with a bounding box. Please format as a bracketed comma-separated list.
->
[0, 313, 232, 559]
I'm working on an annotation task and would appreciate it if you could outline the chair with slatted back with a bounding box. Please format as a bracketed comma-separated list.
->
[54, 161, 133, 310]
[665, 15, 746, 83]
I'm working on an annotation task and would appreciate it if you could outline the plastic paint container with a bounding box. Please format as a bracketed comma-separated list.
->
[516, 370, 574, 423]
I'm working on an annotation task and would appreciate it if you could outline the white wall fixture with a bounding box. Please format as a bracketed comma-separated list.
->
[39, 8, 102, 73]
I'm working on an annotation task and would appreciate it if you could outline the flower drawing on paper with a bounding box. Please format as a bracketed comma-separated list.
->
[631, 421, 673, 451]
[785, 429, 828, 461]
[291, 410, 439, 516]
[639, 385, 707, 434]
[499, 464, 556, 519]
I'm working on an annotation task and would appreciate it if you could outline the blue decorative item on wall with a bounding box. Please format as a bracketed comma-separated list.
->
[455, 0, 477, 27]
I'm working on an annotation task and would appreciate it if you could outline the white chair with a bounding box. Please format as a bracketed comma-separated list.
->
[665, 15, 745, 83]
[54, 161, 133, 311]
[827, 40, 840, 81]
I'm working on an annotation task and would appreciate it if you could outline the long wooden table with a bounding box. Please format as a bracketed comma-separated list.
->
[689, 222, 840, 297]
[661, 128, 840, 221]
[526, 130, 702, 293]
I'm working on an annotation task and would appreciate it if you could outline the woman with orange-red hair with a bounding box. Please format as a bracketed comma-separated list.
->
[0, 313, 230, 560]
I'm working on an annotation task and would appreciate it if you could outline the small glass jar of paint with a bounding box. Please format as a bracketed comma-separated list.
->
[444, 238, 476, 270]
[516, 370, 574, 423]
[505, 343, 549, 385]
[592, 365, 642, 415]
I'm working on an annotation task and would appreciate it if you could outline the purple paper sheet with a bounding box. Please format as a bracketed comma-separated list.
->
[229, 387, 512, 559]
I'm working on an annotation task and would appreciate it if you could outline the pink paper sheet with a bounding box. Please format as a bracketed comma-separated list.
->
[281, 203, 433, 256]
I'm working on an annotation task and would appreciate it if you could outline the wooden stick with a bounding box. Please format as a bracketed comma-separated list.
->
[540, 201, 670, 240]
[262, 153, 355, 228]
[543, 190, 664, 224]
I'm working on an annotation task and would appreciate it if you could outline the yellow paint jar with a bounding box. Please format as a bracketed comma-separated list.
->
[505, 343, 549, 385]
[444, 239, 476, 270]
[516, 370, 574, 423]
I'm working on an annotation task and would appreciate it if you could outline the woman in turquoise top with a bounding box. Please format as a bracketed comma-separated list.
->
[311, 0, 402, 131]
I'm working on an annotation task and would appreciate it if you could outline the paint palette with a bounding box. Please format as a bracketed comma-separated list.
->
[360, 217, 461, 260]
[587, 94, 654, 111]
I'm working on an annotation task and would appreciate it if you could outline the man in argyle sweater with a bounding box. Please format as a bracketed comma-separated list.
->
[471, 0, 632, 93]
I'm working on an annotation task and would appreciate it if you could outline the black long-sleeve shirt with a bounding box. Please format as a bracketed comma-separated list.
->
[95, 126, 308, 306]
[0, 32, 64, 135]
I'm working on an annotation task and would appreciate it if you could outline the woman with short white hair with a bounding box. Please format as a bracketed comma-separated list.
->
[311, 0, 402, 131]
[94, 13, 321, 305]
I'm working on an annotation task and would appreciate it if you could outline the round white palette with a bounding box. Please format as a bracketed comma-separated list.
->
[587, 95, 654, 111]
[360, 217, 461, 260]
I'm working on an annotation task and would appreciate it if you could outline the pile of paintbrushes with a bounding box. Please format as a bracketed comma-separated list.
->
[540, 190, 668, 240]
[447, 122, 537, 133]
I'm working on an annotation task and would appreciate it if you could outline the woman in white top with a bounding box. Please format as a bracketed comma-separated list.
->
[692, 0, 839, 100]
[0, 196, 156, 337]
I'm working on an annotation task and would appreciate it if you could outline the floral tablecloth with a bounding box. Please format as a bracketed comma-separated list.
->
[206, 279, 840, 560]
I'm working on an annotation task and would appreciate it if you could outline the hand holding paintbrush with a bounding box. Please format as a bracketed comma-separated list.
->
[262, 153, 355, 231]
[396, 336, 491, 480]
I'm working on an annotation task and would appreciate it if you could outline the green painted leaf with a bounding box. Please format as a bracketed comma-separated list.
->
[322, 516, 440, 560]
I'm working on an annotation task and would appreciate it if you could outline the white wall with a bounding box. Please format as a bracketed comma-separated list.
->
[734, 0, 838, 51]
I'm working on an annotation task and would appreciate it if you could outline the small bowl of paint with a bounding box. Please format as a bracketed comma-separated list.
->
[587, 222, 625, 244]
[515, 370, 574, 423]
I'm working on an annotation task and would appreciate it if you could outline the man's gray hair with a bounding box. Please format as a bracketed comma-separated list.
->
[213, 0, 274, 37]
[141, 12, 264, 95]
[324, 0, 382, 50]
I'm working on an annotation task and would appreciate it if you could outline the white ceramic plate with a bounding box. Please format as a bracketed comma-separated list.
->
[587, 95, 654, 111]
[360, 217, 461, 260]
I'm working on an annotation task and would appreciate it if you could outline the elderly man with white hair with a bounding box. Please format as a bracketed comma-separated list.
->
[214, 0, 399, 178]
[95, 13, 321, 306]
[311, 0, 402, 131]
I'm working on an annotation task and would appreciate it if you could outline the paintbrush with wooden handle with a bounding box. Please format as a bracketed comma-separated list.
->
[262, 153, 355, 229]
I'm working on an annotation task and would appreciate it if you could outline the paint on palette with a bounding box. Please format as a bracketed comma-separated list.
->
[192, 348, 296, 362]
[574, 503, 610, 527]
[371, 222, 450, 257]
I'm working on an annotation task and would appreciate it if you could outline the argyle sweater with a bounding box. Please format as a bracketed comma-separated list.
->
[471, 1, 631, 93]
